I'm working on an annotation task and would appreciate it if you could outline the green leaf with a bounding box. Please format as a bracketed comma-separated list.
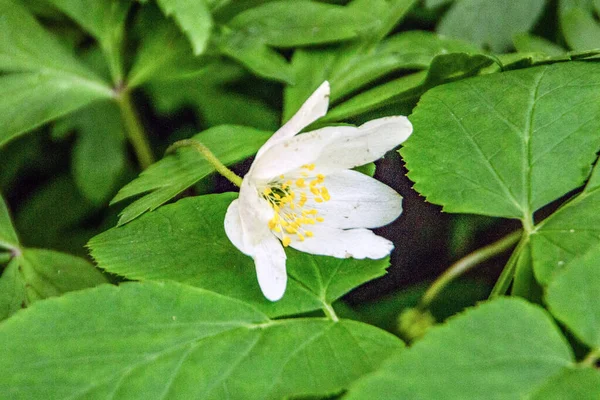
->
[512, 33, 566, 56]
[227, 1, 376, 48]
[438, 0, 546, 52]
[89, 193, 390, 318]
[0, 195, 19, 249]
[54, 101, 127, 204]
[324, 52, 493, 123]
[0, 0, 113, 145]
[155, 0, 212, 55]
[282, 0, 418, 119]
[345, 298, 574, 399]
[402, 62, 600, 219]
[530, 368, 600, 400]
[0, 248, 107, 320]
[561, 7, 600, 51]
[0, 258, 25, 320]
[530, 169, 600, 284]
[111, 125, 272, 225]
[0, 281, 403, 399]
[546, 243, 600, 348]
[44, 0, 130, 80]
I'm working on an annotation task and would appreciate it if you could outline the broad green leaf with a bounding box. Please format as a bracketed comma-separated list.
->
[402, 62, 600, 220]
[530, 168, 600, 284]
[513, 33, 566, 56]
[345, 298, 574, 399]
[111, 125, 272, 225]
[0, 72, 112, 147]
[0, 0, 113, 145]
[155, 0, 212, 55]
[0, 258, 25, 320]
[561, 7, 600, 51]
[511, 241, 543, 302]
[324, 52, 493, 123]
[0, 195, 18, 249]
[226, 1, 376, 48]
[546, 243, 600, 348]
[90, 194, 390, 318]
[0, 248, 106, 320]
[531, 368, 600, 400]
[44, 0, 130, 80]
[437, 0, 546, 52]
[54, 101, 127, 204]
[0, 281, 404, 399]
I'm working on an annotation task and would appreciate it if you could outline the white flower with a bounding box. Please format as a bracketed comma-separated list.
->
[224, 81, 413, 301]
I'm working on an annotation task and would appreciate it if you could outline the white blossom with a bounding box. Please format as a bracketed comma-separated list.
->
[224, 81, 413, 301]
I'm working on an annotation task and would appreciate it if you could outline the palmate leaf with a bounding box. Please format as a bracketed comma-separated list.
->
[437, 0, 546, 52]
[402, 61, 600, 220]
[344, 298, 574, 399]
[111, 125, 272, 225]
[546, 243, 600, 348]
[530, 368, 600, 400]
[89, 193, 390, 318]
[0, 0, 113, 146]
[0, 281, 404, 400]
[0, 195, 18, 249]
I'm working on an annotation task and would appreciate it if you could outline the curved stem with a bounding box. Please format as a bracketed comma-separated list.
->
[166, 139, 243, 187]
[117, 91, 155, 169]
[322, 302, 339, 322]
[420, 230, 522, 308]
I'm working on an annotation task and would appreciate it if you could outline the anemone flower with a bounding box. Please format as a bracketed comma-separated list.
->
[224, 81, 413, 301]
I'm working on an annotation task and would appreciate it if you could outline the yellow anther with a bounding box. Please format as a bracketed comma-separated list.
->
[301, 172, 309, 177]
[273, 205, 280, 212]
[285, 226, 297, 234]
[282, 236, 291, 247]
[305, 231, 314, 237]
[317, 174, 325, 181]
[315, 198, 323, 203]
[263, 187, 272, 195]
[290, 203, 295, 210]
[316, 217, 324, 222]
[274, 226, 281, 233]
[306, 164, 315, 170]
[307, 218, 315, 224]
[273, 193, 281, 200]
[310, 180, 319, 187]
[296, 178, 305, 188]
[281, 220, 289, 227]
[280, 175, 285, 179]
[297, 234, 305, 242]
[321, 187, 331, 201]
[307, 209, 318, 215]
[268, 219, 277, 229]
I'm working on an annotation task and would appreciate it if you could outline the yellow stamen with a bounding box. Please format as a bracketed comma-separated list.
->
[297, 234, 305, 242]
[315, 198, 323, 203]
[296, 178, 305, 188]
[282, 236, 291, 247]
[305, 231, 314, 237]
[316, 217, 324, 222]
[263, 187, 272, 195]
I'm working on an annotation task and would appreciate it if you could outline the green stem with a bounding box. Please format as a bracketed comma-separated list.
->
[420, 230, 522, 308]
[117, 91, 155, 169]
[581, 348, 600, 367]
[322, 302, 339, 322]
[166, 139, 243, 187]
[489, 234, 529, 298]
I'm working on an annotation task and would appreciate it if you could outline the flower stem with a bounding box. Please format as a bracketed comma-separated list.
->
[322, 302, 339, 322]
[420, 230, 522, 308]
[166, 139, 243, 187]
[117, 90, 155, 169]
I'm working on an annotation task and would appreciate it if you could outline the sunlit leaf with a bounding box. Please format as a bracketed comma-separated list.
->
[155, 0, 212, 55]
[530, 368, 600, 400]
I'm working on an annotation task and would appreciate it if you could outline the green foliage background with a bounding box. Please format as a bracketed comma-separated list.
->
[1, 0, 600, 398]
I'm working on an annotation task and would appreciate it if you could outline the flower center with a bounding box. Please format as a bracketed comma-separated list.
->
[260, 164, 330, 247]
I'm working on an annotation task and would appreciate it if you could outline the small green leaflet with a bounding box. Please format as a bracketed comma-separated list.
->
[546, 243, 600, 348]
[155, 0, 212, 55]
[402, 61, 600, 220]
[111, 125, 272, 225]
[0, 281, 404, 400]
[344, 298, 574, 399]
[89, 193, 390, 318]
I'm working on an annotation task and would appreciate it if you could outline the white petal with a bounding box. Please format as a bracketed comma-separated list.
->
[289, 225, 394, 259]
[251, 116, 412, 180]
[310, 170, 402, 229]
[237, 179, 274, 249]
[253, 234, 287, 301]
[255, 81, 330, 158]
[224, 199, 252, 256]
